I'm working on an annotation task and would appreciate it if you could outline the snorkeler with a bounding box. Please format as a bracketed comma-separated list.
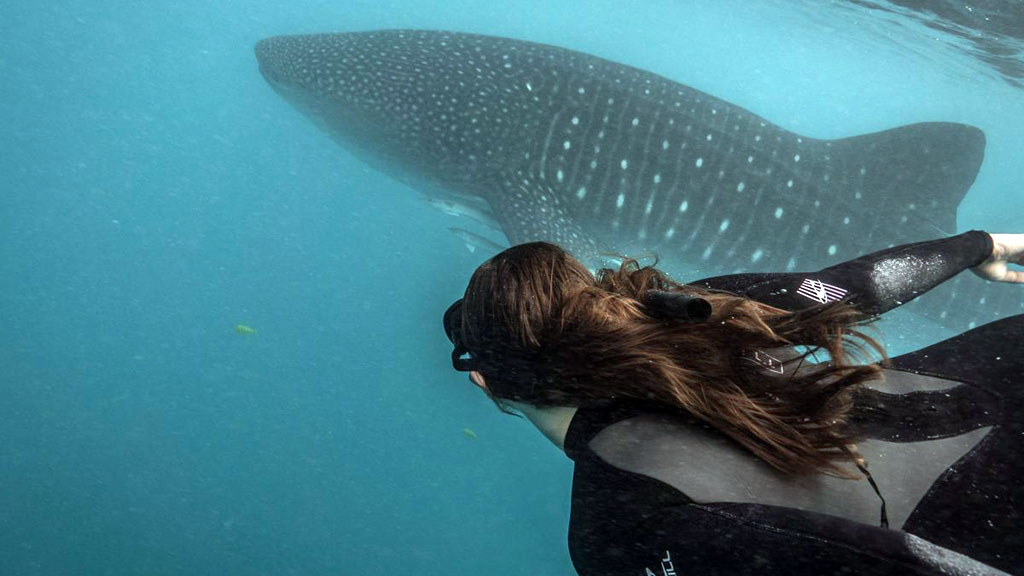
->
[443, 230, 1024, 575]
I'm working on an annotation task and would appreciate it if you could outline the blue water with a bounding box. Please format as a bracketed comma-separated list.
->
[2, 1, 1022, 574]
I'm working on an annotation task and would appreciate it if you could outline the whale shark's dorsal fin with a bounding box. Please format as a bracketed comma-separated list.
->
[829, 122, 985, 239]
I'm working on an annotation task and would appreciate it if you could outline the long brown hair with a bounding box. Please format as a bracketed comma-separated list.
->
[459, 242, 887, 478]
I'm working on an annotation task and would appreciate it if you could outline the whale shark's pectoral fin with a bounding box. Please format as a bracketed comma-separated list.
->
[449, 227, 508, 256]
[487, 177, 602, 263]
[422, 195, 503, 231]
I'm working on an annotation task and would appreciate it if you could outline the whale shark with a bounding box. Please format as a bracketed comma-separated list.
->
[255, 29, 1021, 331]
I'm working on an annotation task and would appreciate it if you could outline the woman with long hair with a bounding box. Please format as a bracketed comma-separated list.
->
[444, 230, 1023, 575]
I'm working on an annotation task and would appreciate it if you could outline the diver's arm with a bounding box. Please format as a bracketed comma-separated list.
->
[972, 233, 1024, 283]
[690, 231, 994, 315]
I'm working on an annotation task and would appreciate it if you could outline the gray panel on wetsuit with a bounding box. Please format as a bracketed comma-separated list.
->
[905, 534, 1012, 576]
[587, 368, 991, 530]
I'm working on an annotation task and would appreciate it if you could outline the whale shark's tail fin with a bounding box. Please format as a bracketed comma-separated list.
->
[830, 122, 985, 239]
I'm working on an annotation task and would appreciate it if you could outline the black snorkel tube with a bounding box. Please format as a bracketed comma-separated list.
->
[641, 290, 713, 323]
[444, 290, 711, 372]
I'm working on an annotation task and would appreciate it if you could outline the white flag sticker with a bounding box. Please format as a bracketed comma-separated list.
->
[797, 278, 847, 303]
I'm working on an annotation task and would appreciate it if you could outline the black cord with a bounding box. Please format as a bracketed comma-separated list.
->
[855, 459, 890, 529]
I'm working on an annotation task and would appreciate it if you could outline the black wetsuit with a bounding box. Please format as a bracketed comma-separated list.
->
[564, 231, 1023, 575]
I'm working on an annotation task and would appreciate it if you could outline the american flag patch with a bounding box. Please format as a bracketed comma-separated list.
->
[796, 278, 847, 304]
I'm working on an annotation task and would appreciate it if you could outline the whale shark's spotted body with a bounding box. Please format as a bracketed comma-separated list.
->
[255, 29, 1020, 331]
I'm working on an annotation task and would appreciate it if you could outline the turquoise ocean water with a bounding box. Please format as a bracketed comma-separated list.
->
[2, 1, 1022, 574]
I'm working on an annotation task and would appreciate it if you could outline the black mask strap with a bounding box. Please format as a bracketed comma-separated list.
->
[444, 299, 478, 372]
[451, 344, 478, 372]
